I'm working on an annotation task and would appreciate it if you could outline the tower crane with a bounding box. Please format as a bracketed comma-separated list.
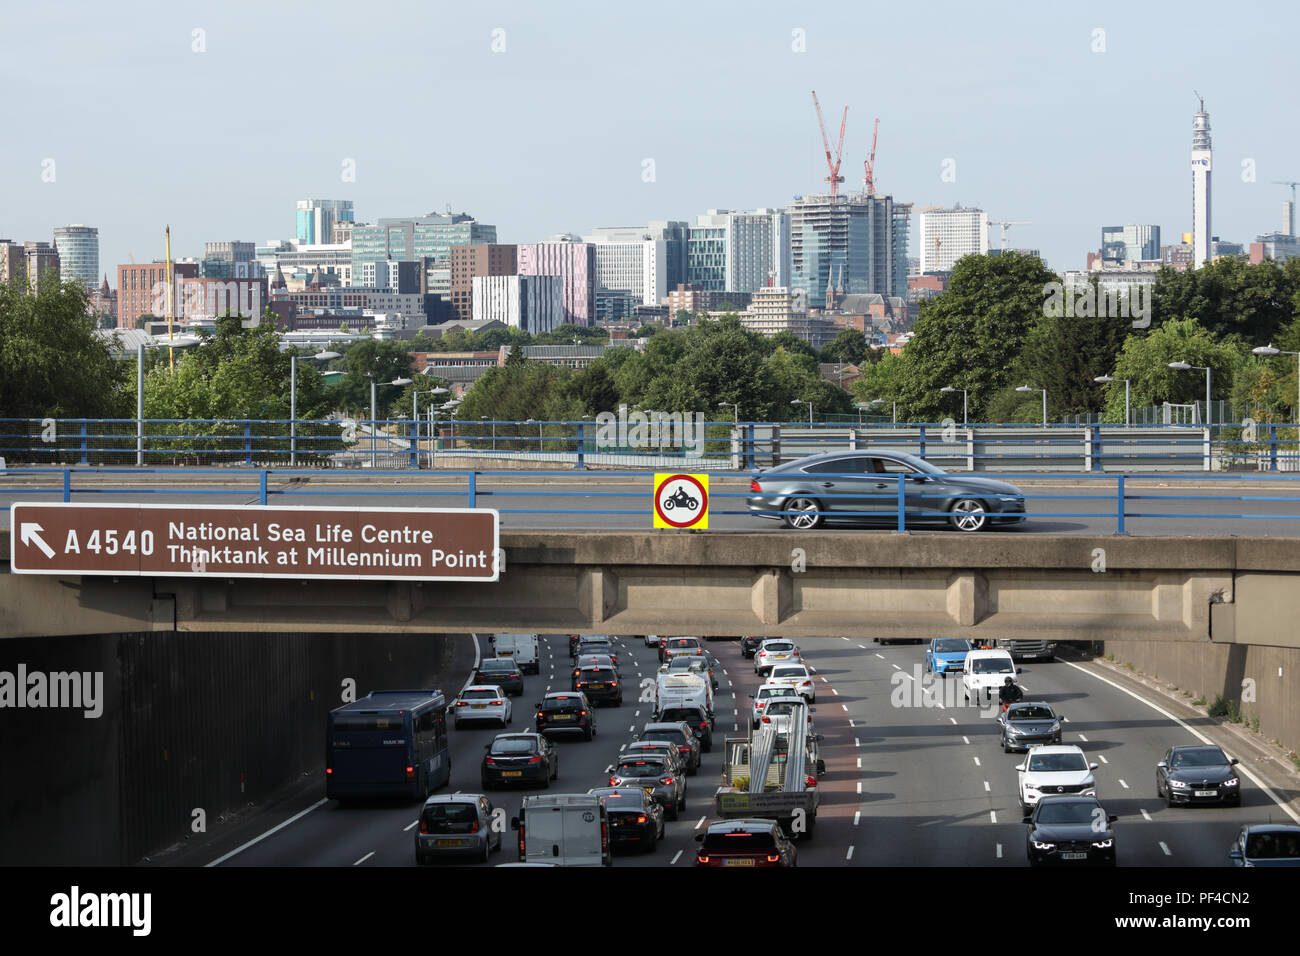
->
[990, 220, 1030, 251]
[811, 91, 847, 201]
[863, 118, 879, 196]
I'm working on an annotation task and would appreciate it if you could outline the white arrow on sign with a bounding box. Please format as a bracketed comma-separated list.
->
[20, 522, 55, 559]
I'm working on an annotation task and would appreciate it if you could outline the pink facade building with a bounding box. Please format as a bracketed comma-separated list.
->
[515, 241, 596, 326]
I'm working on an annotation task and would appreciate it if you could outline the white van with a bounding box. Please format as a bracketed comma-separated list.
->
[512, 793, 611, 866]
[962, 648, 1018, 703]
[656, 672, 713, 713]
[492, 633, 540, 675]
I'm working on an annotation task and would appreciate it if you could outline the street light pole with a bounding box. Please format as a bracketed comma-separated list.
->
[1168, 361, 1212, 427]
[137, 342, 144, 466]
[290, 354, 297, 466]
[1094, 375, 1131, 427]
[1016, 386, 1047, 427]
[940, 387, 968, 425]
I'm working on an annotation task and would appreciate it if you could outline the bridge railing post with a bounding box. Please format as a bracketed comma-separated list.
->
[918, 424, 927, 460]
[576, 422, 586, 470]
[895, 473, 906, 533]
[259, 469, 268, 505]
[1115, 474, 1125, 535]
[79, 421, 88, 465]
[63, 468, 71, 503]
[1269, 424, 1278, 471]
[244, 424, 253, 466]
[467, 471, 477, 508]
[409, 419, 419, 470]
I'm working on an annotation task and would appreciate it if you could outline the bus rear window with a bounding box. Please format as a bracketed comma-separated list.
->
[333, 715, 405, 732]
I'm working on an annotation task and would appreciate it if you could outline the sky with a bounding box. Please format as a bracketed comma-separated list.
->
[2, 0, 1297, 282]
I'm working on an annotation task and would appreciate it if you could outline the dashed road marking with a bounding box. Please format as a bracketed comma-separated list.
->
[841, 704, 849, 712]
[695, 816, 707, 829]
[857, 757, 862, 768]
[404, 820, 419, 832]
[996, 843, 1002, 859]
[973, 756, 981, 767]
[962, 736, 970, 745]
[671, 850, 683, 865]
[846, 846, 854, 860]
[949, 718, 958, 725]
[831, 688, 839, 696]
[875, 654, 884, 660]
[857, 782, 862, 794]
[1159, 842, 1172, 856]
[1098, 754, 1108, 764]
[1118, 779, 1129, 790]
[1141, 809, 1152, 822]
[983, 781, 990, 792]
[354, 852, 374, 866]
[854, 737, 860, 747]
[989, 811, 997, 824]
[1078, 733, 1088, 741]
[854, 811, 861, 826]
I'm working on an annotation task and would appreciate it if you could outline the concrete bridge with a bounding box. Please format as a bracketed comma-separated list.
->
[4, 528, 1297, 647]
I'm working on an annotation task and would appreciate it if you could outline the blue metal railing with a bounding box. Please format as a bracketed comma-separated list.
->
[5, 466, 1300, 535]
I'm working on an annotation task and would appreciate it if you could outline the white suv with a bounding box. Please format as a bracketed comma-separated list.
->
[768, 663, 816, 702]
[454, 685, 512, 728]
[1017, 745, 1098, 810]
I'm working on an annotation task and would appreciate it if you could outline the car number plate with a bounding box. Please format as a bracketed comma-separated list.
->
[1194, 789, 1217, 797]
[588, 683, 605, 689]
[435, 839, 463, 847]
[472, 704, 487, 709]
[1059, 852, 1088, 860]
[724, 858, 755, 866]
[551, 714, 572, 720]
[501, 771, 523, 777]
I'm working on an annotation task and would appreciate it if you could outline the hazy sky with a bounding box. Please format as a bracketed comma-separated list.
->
[3, 0, 1297, 281]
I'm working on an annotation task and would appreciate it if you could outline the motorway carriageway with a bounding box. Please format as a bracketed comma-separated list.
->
[7, 476, 1300, 535]
[200, 635, 1299, 868]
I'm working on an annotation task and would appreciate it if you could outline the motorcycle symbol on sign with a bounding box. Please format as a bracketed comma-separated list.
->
[662, 487, 699, 511]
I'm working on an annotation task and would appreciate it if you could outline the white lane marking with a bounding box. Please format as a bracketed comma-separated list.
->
[635, 710, 640, 717]
[853, 811, 861, 826]
[722, 669, 728, 676]
[1141, 809, 1152, 822]
[1118, 779, 1129, 790]
[990, 811, 997, 824]
[1098, 754, 1108, 764]
[841, 637, 849, 641]
[605, 765, 613, 773]
[733, 708, 738, 715]
[831, 688, 839, 696]
[856, 757, 862, 768]
[875, 654, 884, 660]
[671, 850, 683, 865]
[983, 781, 990, 792]
[854, 737, 860, 747]
[949, 718, 958, 725]
[619, 744, 626, 751]
[820, 676, 828, 683]
[205, 798, 329, 867]
[962, 735, 970, 745]
[695, 816, 707, 829]
[1062, 717, 1069, 722]
[1061, 659, 1300, 824]
[404, 819, 419, 832]
[1159, 841, 1172, 856]
[857, 782, 862, 793]
[1077, 733, 1088, 741]
[733, 723, 738, 731]
[858, 644, 866, 649]
[841, 704, 849, 712]
[846, 846, 855, 860]
[996, 843, 1003, 859]
[353, 851, 374, 866]
[847, 719, 855, 727]
[891, 664, 901, 670]
[973, 756, 981, 767]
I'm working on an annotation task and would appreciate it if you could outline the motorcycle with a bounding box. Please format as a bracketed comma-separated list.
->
[663, 487, 699, 511]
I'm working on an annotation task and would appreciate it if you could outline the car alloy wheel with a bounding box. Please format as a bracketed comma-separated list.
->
[948, 498, 988, 532]
[782, 496, 823, 530]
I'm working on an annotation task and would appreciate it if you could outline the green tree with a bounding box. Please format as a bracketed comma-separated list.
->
[0, 275, 130, 421]
[1153, 258, 1296, 344]
[329, 338, 416, 417]
[1103, 317, 1246, 422]
[569, 361, 620, 414]
[819, 328, 869, 366]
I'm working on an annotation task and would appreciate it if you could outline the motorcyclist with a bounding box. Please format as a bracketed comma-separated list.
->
[998, 675, 1024, 710]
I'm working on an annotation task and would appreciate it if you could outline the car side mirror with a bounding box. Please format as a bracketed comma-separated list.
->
[1108, 814, 1118, 823]
[748, 694, 755, 699]
[534, 702, 541, 709]
[694, 833, 705, 842]
[1156, 761, 1167, 769]
[510, 817, 520, 830]
[1015, 667, 1022, 674]
[1230, 757, 1239, 765]
[484, 744, 491, 749]
[808, 707, 817, 713]
[1228, 848, 1242, 860]
[1022, 813, 1033, 824]
[815, 735, 824, 742]
[1089, 763, 1099, 771]
[1016, 761, 1027, 771]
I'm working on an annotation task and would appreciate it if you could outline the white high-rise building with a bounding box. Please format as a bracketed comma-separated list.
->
[1191, 98, 1213, 269]
[684, 209, 790, 293]
[52, 225, 98, 290]
[472, 274, 562, 334]
[581, 234, 667, 306]
[918, 206, 989, 273]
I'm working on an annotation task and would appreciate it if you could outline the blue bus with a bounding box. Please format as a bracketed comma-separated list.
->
[326, 690, 451, 801]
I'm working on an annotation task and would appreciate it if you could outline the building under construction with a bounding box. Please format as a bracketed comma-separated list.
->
[788, 193, 895, 302]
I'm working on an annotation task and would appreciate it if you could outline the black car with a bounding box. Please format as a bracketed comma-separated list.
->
[746, 450, 1026, 532]
[588, 787, 664, 853]
[740, 636, 764, 659]
[1156, 745, 1241, 807]
[1229, 824, 1300, 867]
[637, 721, 703, 774]
[575, 636, 616, 662]
[695, 819, 797, 868]
[536, 692, 596, 740]
[1024, 796, 1117, 867]
[656, 704, 713, 752]
[481, 733, 558, 790]
[575, 665, 622, 706]
[999, 701, 1064, 753]
[474, 658, 524, 697]
[571, 653, 620, 690]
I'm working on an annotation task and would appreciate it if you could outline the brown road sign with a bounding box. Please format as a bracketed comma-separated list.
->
[8, 503, 500, 582]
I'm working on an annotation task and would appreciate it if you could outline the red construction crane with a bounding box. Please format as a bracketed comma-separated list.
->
[812, 90, 847, 200]
[863, 117, 879, 196]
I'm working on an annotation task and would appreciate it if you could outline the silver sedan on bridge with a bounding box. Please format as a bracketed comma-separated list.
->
[745, 450, 1027, 532]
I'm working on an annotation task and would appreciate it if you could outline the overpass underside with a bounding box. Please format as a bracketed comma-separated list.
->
[3, 531, 1298, 648]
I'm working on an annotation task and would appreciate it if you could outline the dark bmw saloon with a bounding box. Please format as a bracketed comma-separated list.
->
[1024, 796, 1117, 867]
[1156, 745, 1242, 807]
[746, 450, 1026, 532]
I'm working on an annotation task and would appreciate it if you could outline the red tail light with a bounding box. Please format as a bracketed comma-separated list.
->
[750, 479, 761, 492]
[419, 821, 428, 834]
[660, 776, 674, 785]
[325, 767, 332, 775]
[755, 702, 765, 708]
[698, 853, 710, 863]
[678, 745, 691, 752]
[536, 712, 544, 719]
[491, 700, 502, 706]
[805, 775, 818, 787]
[485, 757, 496, 766]
[699, 721, 708, 729]
[527, 755, 541, 764]
[405, 766, 415, 779]
[609, 777, 619, 786]
[762, 716, 770, 723]
[469, 820, 479, 834]
[579, 710, 587, 716]
[518, 826, 525, 857]
[610, 681, 618, 687]
[456, 701, 467, 707]
[636, 814, 647, 824]
[601, 821, 609, 854]
[767, 854, 780, 863]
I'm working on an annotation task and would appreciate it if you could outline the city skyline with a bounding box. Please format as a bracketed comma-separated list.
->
[3, 2, 1298, 283]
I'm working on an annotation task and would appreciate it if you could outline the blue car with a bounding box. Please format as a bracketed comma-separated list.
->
[925, 638, 973, 677]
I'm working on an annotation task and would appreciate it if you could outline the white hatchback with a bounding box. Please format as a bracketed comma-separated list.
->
[768, 663, 816, 702]
[454, 685, 512, 728]
[1017, 745, 1098, 810]
[754, 639, 801, 676]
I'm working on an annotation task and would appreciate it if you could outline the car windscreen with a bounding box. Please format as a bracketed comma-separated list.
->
[332, 714, 407, 732]
[1034, 802, 1096, 826]
[461, 689, 500, 700]
[579, 668, 615, 681]
[972, 657, 1014, 674]
[421, 803, 479, 832]
[598, 792, 647, 810]
[641, 730, 686, 744]
[763, 642, 794, 652]
[770, 667, 807, 679]
[659, 708, 703, 723]
[1246, 832, 1300, 859]
[479, 660, 516, 672]
[542, 697, 581, 711]
[758, 687, 798, 700]
[616, 759, 667, 776]
[1028, 752, 1087, 772]
[668, 639, 699, 649]
[1008, 706, 1055, 721]
[894, 453, 945, 475]
[934, 639, 970, 653]
[1171, 748, 1228, 768]
[702, 831, 776, 851]
[489, 737, 537, 755]
[766, 702, 803, 717]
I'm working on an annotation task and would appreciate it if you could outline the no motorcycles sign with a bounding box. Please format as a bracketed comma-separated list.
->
[653, 473, 709, 530]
